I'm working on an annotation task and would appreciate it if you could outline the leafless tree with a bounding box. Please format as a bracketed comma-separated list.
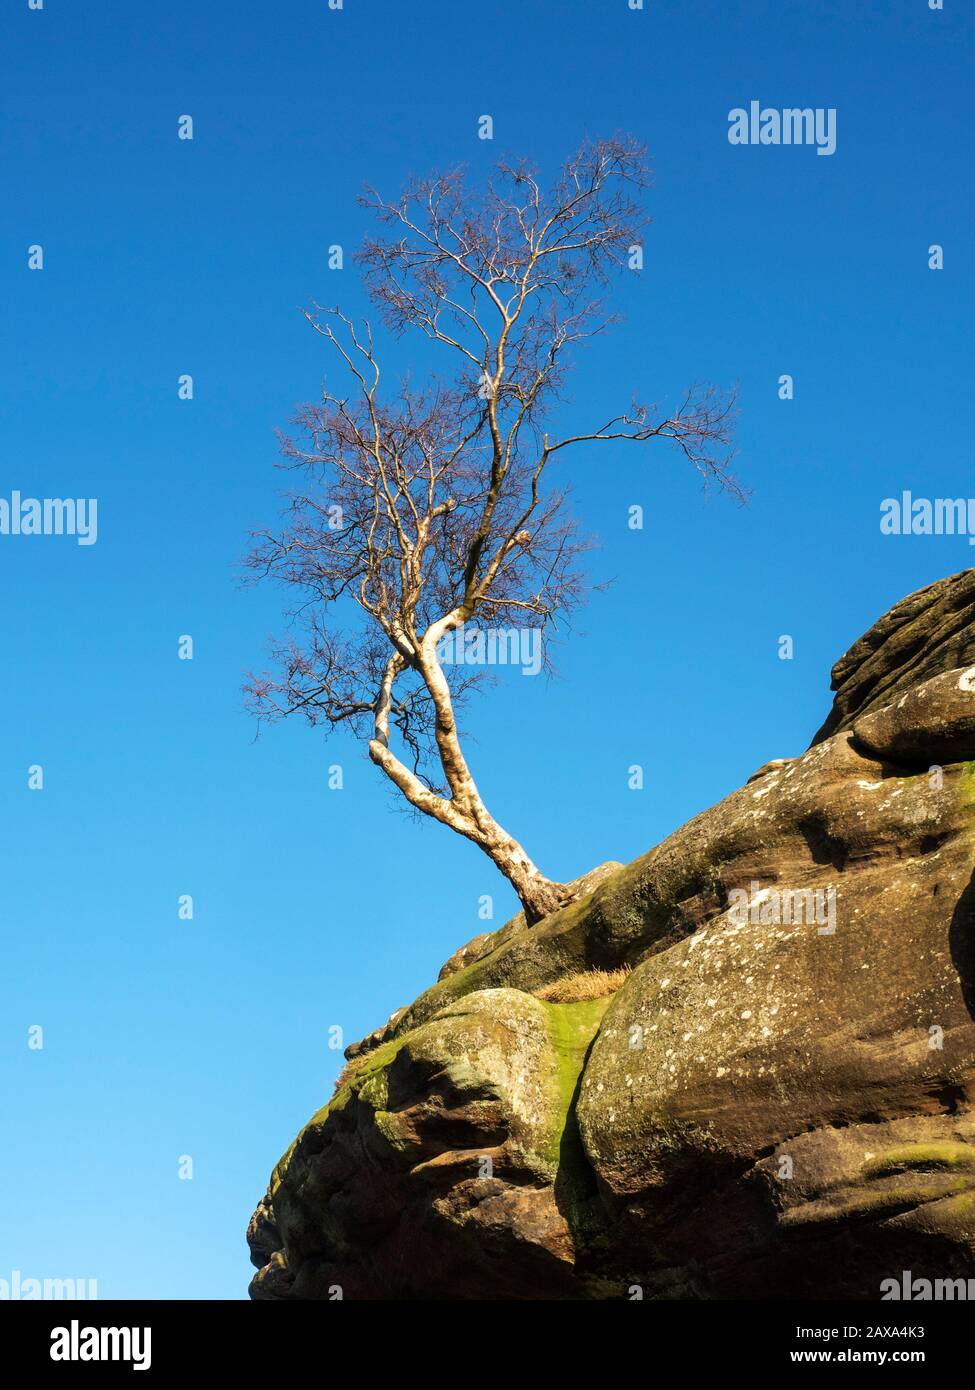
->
[246, 137, 741, 925]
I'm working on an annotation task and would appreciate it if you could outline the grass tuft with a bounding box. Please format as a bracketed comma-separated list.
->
[534, 967, 630, 1004]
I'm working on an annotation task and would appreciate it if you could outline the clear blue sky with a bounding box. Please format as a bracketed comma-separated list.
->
[1, 0, 972, 1299]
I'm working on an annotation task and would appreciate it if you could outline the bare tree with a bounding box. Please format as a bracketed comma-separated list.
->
[246, 137, 741, 925]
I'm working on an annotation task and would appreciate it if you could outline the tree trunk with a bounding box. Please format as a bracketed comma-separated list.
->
[369, 732, 571, 924]
[466, 818, 572, 926]
[369, 637, 573, 926]
[498, 862, 572, 927]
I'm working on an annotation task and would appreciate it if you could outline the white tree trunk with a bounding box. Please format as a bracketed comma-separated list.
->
[368, 640, 570, 925]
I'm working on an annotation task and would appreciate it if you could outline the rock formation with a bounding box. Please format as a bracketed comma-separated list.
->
[248, 570, 975, 1299]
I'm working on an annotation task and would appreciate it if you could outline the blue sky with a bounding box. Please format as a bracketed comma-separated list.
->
[1, 0, 972, 1299]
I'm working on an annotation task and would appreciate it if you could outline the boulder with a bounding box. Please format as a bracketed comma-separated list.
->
[249, 571, 975, 1299]
[250, 988, 611, 1299]
[812, 568, 975, 744]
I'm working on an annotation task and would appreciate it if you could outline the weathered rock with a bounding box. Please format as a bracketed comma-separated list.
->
[578, 736, 975, 1295]
[343, 1005, 410, 1061]
[853, 665, 975, 766]
[812, 568, 975, 744]
[250, 571, 975, 1299]
[438, 931, 498, 982]
[249, 988, 609, 1299]
[436, 864, 627, 984]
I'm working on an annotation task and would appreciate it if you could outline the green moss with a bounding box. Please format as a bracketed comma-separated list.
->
[529, 996, 614, 1248]
[782, 1145, 975, 1231]
[269, 1033, 407, 1197]
[864, 1142, 975, 1179]
[926, 1190, 975, 1216]
[538, 996, 611, 1168]
[315, 1034, 403, 1120]
[783, 1179, 973, 1228]
[959, 761, 975, 819]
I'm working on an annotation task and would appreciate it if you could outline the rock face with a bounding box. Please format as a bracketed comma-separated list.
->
[811, 568, 975, 744]
[249, 571, 975, 1299]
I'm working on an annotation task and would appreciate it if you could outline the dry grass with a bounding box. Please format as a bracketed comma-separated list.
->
[333, 1052, 371, 1095]
[534, 967, 630, 1004]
